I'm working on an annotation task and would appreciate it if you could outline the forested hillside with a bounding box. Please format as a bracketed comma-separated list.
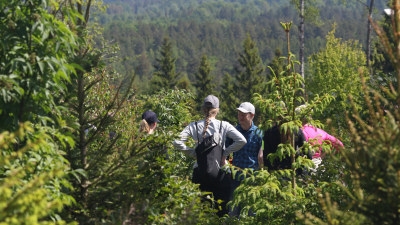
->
[100, 0, 386, 93]
[2, 0, 400, 224]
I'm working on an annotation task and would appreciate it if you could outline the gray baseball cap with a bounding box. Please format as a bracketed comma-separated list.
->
[203, 95, 219, 108]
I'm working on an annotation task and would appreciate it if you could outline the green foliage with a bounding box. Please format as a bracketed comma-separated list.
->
[297, 192, 369, 225]
[147, 177, 220, 225]
[47, 1, 140, 223]
[336, 75, 400, 224]
[139, 89, 198, 179]
[129, 134, 220, 225]
[3, 0, 400, 224]
[267, 49, 286, 80]
[60, 39, 138, 223]
[219, 34, 267, 124]
[0, 122, 75, 225]
[0, 0, 78, 131]
[193, 55, 217, 110]
[299, 77, 400, 225]
[234, 33, 266, 102]
[141, 89, 197, 130]
[150, 37, 183, 93]
[219, 72, 240, 124]
[307, 24, 367, 132]
[290, 0, 323, 25]
[227, 21, 336, 224]
[101, 0, 378, 92]
[0, 0, 78, 224]
[116, 89, 221, 224]
[370, 2, 399, 103]
[300, 1, 400, 224]
[371, 13, 396, 79]
[225, 165, 334, 225]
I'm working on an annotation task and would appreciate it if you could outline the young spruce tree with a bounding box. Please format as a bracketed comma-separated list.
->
[299, 2, 400, 224]
[225, 22, 334, 224]
[234, 33, 266, 103]
[193, 54, 216, 110]
[150, 37, 180, 93]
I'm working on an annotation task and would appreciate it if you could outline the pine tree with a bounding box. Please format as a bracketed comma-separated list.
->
[220, 73, 239, 124]
[234, 33, 266, 103]
[150, 37, 180, 93]
[193, 55, 216, 109]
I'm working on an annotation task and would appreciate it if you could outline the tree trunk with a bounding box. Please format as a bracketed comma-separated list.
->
[77, 72, 89, 210]
[299, 0, 305, 83]
[366, 0, 374, 77]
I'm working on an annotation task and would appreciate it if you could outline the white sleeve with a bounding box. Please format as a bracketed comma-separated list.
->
[173, 123, 197, 158]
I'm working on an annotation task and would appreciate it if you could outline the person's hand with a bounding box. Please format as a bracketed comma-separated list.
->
[221, 157, 228, 166]
[258, 148, 264, 168]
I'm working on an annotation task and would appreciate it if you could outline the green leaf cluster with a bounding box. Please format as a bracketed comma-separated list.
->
[0, 123, 75, 225]
[0, 0, 78, 224]
[307, 24, 368, 132]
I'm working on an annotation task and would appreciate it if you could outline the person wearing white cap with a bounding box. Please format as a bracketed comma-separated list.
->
[173, 95, 246, 217]
[226, 101, 263, 217]
[229, 102, 263, 169]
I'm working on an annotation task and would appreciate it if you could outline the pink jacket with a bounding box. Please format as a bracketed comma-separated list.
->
[301, 124, 344, 158]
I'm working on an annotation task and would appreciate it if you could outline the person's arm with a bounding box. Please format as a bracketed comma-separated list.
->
[297, 129, 313, 159]
[173, 123, 196, 158]
[258, 146, 263, 169]
[223, 122, 246, 157]
[325, 133, 344, 151]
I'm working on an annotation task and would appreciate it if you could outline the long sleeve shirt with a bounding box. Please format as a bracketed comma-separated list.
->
[301, 124, 344, 158]
[173, 119, 247, 159]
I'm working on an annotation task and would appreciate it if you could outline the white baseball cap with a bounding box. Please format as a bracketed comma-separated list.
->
[237, 102, 255, 114]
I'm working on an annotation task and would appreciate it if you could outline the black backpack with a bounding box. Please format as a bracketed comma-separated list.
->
[195, 121, 225, 183]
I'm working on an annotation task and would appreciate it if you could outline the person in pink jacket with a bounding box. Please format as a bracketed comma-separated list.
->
[296, 105, 344, 171]
[301, 124, 344, 158]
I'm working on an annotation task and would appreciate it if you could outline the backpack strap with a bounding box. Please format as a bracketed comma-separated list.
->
[195, 121, 199, 144]
[195, 120, 223, 144]
[218, 120, 222, 145]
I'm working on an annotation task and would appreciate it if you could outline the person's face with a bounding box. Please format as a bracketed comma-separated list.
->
[237, 111, 253, 126]
[148, 122, 157, 134]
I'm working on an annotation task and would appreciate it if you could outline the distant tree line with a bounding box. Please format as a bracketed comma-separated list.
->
[101, 0, 386, 96]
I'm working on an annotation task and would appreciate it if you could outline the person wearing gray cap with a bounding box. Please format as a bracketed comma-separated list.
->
[173, 94, 246, 217]
[226, 101, 263, 217]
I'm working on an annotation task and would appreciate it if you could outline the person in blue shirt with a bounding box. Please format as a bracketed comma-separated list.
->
[226, 102, 263, 216]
